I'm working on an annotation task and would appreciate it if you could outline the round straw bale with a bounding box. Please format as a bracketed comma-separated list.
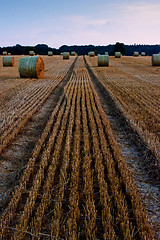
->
[63, 52, 70, 59]
[19, 56, 44, 79]
[152, 54, 160, 66]
[115, 52, 121, 58]
[8, 53, 11, 55]
[133, 51, 139, 57]
[98, 55, 109, 67]
[105, 52, 108, 55]
[29, 51, 35, 56]
[141, 52, 145, 56]
[3, 51, 7, 55]
[88, 51, 95, 57]
[3, 56, 14, 67]
[71, 51, 76, 56]
[48, 51, 53, 56]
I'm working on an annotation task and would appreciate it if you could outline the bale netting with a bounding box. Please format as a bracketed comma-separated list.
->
[98, 55, 109, 67]
[133, 51, 139, 57]
[71, 51, 76, 56]
[141, 52, 145, 56]
[88, 51, 95, 57]
[3, 56, 15, 67]
[19, 56, 44, 79]
[63, 52, 70, 59]
[115, 52, 121, 58]
[152, 54, 160, 66]
[3, 51, 7, 55]
[29, 51, 35, 56]
[48, 51, 53, 56]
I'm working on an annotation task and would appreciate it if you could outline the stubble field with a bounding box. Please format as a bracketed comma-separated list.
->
[0, 55, 159, 239]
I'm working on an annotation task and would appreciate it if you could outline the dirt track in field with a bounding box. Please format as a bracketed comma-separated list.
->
[0, 55, 159, 239]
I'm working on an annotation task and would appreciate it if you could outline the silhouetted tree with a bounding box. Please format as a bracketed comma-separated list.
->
[113, 42, 126, 55]
[24, 46, 36, 55]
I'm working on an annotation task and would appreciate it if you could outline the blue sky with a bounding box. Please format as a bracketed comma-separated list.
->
[0, 0, 160, 48]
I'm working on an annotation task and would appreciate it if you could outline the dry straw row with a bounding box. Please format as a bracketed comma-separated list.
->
[29, 77, 77, 238]
[67, 80, 81, 239]
[50, 77, 78, 238]
[0, 79, 57, 134]
[87, 67, 155, 239]
[87, 77, 135, 239]
[0, 79, 60, 154]
[0, 72, 74, 239]
[12, 81, 75, 239]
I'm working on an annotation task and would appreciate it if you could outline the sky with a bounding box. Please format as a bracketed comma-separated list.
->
[0, 0, 160, 48]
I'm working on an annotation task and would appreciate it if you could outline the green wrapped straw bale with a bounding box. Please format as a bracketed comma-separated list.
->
[3, 51, 7, 55]
[63, 52, 70, 59]
[29, 51, 35, 56]
[88, 51, 95, 57]
[3, 56, 14, 67]
[48, 51, 53, 56]
[71, 51, 76, 56]
[152, 54, 160, 66]
[133, 52, 139, 57]
[19, 56, 44, 79]
[98, 55, 109, 67]
[115, 52, 121, 58]
[141, 52, 145, 56]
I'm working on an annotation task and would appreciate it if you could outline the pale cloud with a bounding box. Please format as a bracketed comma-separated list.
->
[62, 15, 109, 29]
[2, 1, 160, 47]
[118, 2, 160, 25]
[0, 0, 160, 47]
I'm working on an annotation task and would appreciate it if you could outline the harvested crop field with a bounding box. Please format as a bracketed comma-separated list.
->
[0, 55, 159, 239]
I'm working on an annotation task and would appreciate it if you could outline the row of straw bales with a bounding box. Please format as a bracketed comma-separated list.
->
[26, 51, 76, 57]
[61, 51, 77, 59]
[1, 53, 160, 80]
[58, 52, 77, 59]
[88, 51, 148, 57]
[91, 54, 160, 67]
[2, 51, 74, 57]
[2, 51, 75, 78]
[133, 52, 145, 56]
[2, 51, 36, 56]
[2, 51, 11, 56]
[2, 56, 44, 78]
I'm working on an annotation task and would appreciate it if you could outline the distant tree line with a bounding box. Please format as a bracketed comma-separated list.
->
[59, 43, 160, 56]
[0, 44, 59, 55]
[0, 43, 160, 56]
